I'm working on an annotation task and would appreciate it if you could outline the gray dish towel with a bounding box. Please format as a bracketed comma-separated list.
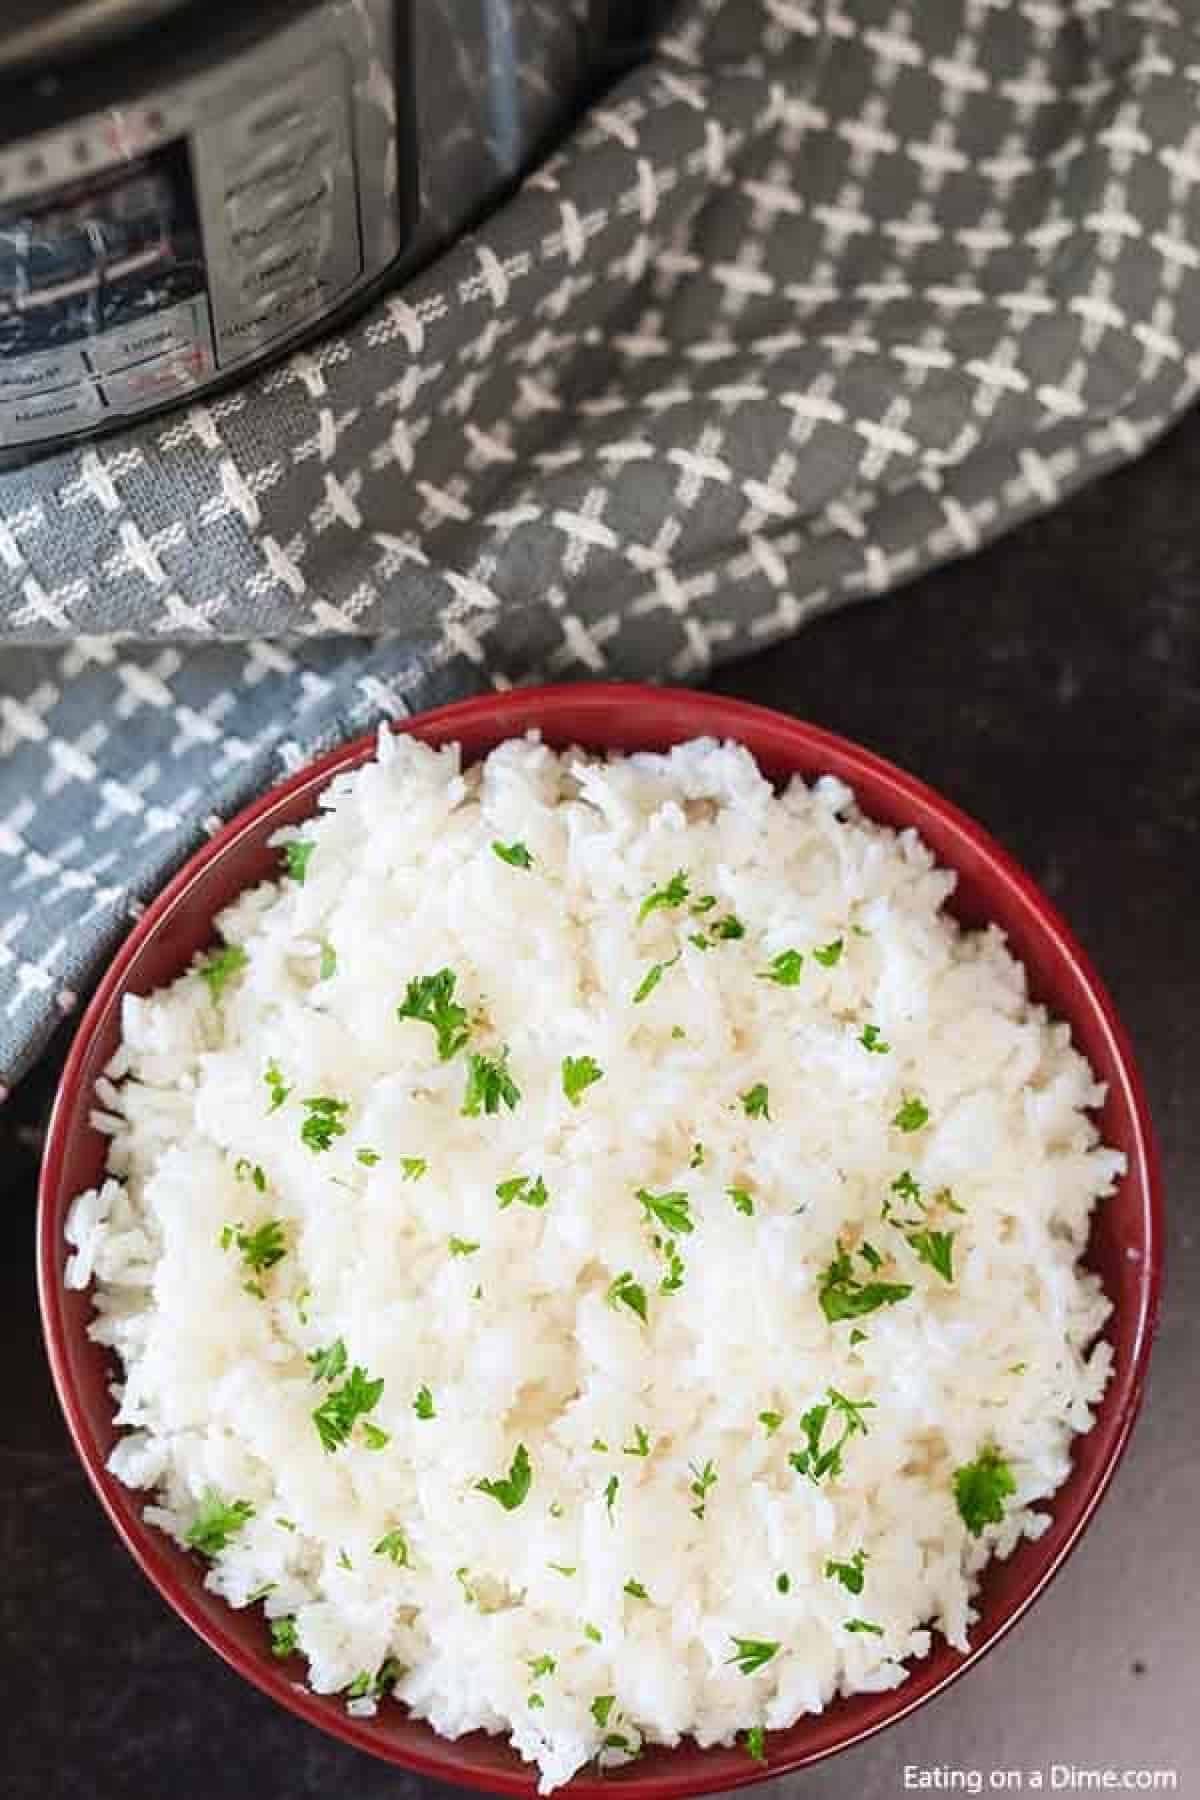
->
[1, 0, 1198, 1093]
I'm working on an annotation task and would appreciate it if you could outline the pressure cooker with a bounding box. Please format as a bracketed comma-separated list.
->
[0, 0, 672, 463]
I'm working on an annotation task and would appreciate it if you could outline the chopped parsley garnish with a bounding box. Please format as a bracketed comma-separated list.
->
[276, 1517, 296, 1531]
[492, 840, 534, 869]
[688, 1458, 717, 1520]
[859, 1240, 883, 1270]
[222, 1219, 286, 1293]
[633, 952, 680, 1005]
[1008, 1362, 1028, 1375]
[356, 1147, 381, 1167]
[813, 938, 843, 967]
[726, 1637, 780, 1676]
[362, 1421, 390, 1450]
[907, 1227, 956, 1282]
[397, 968, 471, 1061]
[496, 1173, 550, 1209]
[954, 1446, 1016, 1536]
[283, 839, 314, 883]
[300, 1094, 349, 1152]
[744, 1726, 767, 1764]
[884, 1169, 924, 1221]
[185, 1490, 254, 1557]
[741, 1083, 771, 1120]
[776, 1572, 790, 1594]
[788, 1388, 874, 1483]
[592, 1438, 609, 1453]
[475, 1442, 532, 1511]
[728, 1185, 754, 1216]
[624, 1425, 652, 1457]
[604, 1475, 619, 1520]
[892, 1095, 930, 1132]
[689, 1142, 705, 1168]
[549, 1562, 576, 1577]
[844, 1617, 884, 1636]
[671, 1025, 686, 1040]
[319, 940, 337, 981]
[401, 1157, 427, 1181]
[688, 932, 712, 952]
[849, 1327, 868, 1346]
[234, 1158, 267, 1192]
[758, 1410, 783, 1435]
[373, 1529, 410, 1566]
[658, 1239, 685, 1294]
[528, 1654, 557, 1678]
[198, 943, 247, 1001]
[528, 1694, 544, 1709]
[637, 869, 689, 925]
[449, 1236, 480, 1257]
[337, 1549, 353, 1571]
[710, 914, 746, 941]
[312, 1364, 385, 1453]
[859, 1023, 890, 1054]
[264, 1060, 290, 1112]
[825, 1549, 867, 1594]
[637, 1187, 693, 1235]
[462, 1048, 520, 1115]
[818, 1241, 912, 1322]
[623, 1579, 649, 1601]
[562, 1054, 603, 1105]
[585, 1624, 603, 1644]
[308, 1339, 347, 1384]
[759, 949, 803, 986]
[591, 1695, 615, 1728]
[413, 1385, 435, 1420]
[606, 1271, 647, 1323]
[270, 1616, 299, 1658]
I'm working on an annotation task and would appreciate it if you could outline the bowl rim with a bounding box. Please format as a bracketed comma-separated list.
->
[36, 681, 1164, 1796]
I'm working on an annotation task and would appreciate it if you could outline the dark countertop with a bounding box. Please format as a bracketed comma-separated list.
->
[4, 409, 1197, 1800]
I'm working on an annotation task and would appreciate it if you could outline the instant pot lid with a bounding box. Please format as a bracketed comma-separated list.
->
[0, 0, 193, 77]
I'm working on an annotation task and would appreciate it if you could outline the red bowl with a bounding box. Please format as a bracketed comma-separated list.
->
[38, 683, 1162, 1795]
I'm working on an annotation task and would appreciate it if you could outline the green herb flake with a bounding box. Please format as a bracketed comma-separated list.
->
[726, 1637, 780, 1676]
[492, 840, 534, 869]
[264, 1060, 291, 1112]
[634, 952, 681, 1006]
[462, 1048, 521, 1116]
[604, 1474, 619, 1521]
[849, 1327, 868, 1346]
[658, 1240, 685, 1294]
[307, 1338, 347, 1384]
[397, 968, 471, 1062]
[776, 1572, 790, 1594]
[337, 1549, 353, 1571]
[223, 1219, 287, 1286]
[623, 1579, 649, 1601]
[741, 1083, 771, 1120]
[689, 1142, 705, 1168]
[476, 1442, 532, 1511]
[233, 1157, 266, 1191]
[711, 914, 746, 941]
[892, 1095, 930, 1133]
[844, 1617, 884, 1636]
[859, 1023, 890, 1054]
[356, 1147, 381, 1167]
[528, 1654, 557, 1678]
[401, 1157, 427, 1181]
[728, 1185, 754, 1217]
[585, 1624, 603, 1644]
[449, 1236, 480, 1257]
[496, 1173, 549, 1209]
[319, 941, 337, 981]
[813, 938, 843, 967]
[527, 1693, 545, 1710]
[818, 1241, 912, 1323]
[372, 1529, 410, 1567]
[413, 1385, 435, 1420]
[562, 1054, 604, 1106]
[744, 1726, 767, 1764]
[637, 1187, 693, 1236]
[270, 1616, 299, 1659]
[859, 1239, 883, 1271]
[276, 1517, 296, 1532]
[637, 869, 689, 925]
[312, 1364, 385, 1453]
[591, 1695, 616, 1728]
[592, 1438, 609, 1453]
[1008, 1361, 1028, 1375]
[907, 1227, 955, 1282]
[758, 1410, 783, 1436]
[688, 1458, 717, 1520]
[788, 1388, 874, 1484]
[185, 1490, 254, 1557]
[548, 1562, 577, 1577]
[824, 1548, 867, 1595]
[606, 1271, 648, 1324]
[954, 1446, 1016, 1537]
[759, 949, 803, 986]
[362, 1421, 390, 1450]
[198, 943, 248, 1001]
[623, 1425, 651, 1458]
[283, 839, 315, 883]
[670, 1026, 686, 1040]
[299, 1094, 349, 1153]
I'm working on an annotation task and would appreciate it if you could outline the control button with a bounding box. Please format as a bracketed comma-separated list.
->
[0, 380, 102, 445]
[0, 344, 89, 399]
[87, 296, 212, 375]
[99, 342, 214, 411]
[224, 132, 332, 209]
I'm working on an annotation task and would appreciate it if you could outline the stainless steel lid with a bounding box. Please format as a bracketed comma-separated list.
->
[0, 0, 192, 77]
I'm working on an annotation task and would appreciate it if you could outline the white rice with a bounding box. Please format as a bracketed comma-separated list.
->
[65, 732, 1121, 1789]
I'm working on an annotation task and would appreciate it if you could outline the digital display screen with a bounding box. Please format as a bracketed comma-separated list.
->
[0, 140, 205, 359]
